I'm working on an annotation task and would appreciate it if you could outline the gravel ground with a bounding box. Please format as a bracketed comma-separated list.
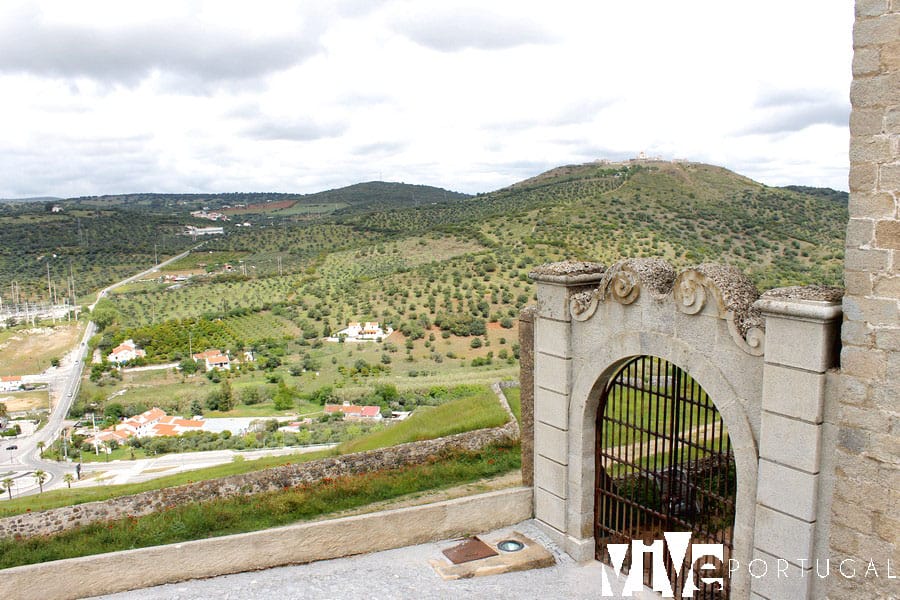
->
[89, 521, 658, 600]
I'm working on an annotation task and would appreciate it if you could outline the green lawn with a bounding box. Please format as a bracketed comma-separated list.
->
[337, 388, 509, 454]
[0, 450, 334, 518]
[0, 442, 520, 569]
[503, 386, 521, 423]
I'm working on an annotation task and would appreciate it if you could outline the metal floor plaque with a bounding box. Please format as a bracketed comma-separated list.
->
[442, 537, 499, 564]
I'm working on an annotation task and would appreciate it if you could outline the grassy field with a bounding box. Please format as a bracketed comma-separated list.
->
[0, 450, 335, 518]
[503, 386, 521, 423]
[271, 201, 348, 216]
[0, 442, 519, 568]
[74, 321, 519, 421]
[0, 323, 82, 375]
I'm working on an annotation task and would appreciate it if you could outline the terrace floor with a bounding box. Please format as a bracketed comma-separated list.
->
[91, 521, 658, 600]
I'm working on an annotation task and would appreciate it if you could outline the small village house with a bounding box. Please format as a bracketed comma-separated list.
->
[333, 321, 392, 341]
[324, 402, 383, 421]
[107, 339, 146, 365]
[192, 349, 231, 371]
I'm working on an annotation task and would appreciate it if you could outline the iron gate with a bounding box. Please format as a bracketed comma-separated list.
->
[595, 355, 735, 598]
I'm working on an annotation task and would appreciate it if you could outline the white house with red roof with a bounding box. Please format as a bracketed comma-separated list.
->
[0, 375, 23, 392]
[192, 349, 231, 371]
[107, 339, 146, 365]
[84, 407, 205, 446]
[324, 402, 383, 421]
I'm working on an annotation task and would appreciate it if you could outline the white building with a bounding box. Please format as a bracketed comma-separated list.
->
[107, 339, 146, 364]
[332, 321, 393, 342]
[193, 349, 231, 370]
[0, 375, 23, 392]
[183, 225, 224, 236]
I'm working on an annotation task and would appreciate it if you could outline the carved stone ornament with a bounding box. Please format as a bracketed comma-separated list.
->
[564, 258, 765, 356]
[570, 288, 599, 320]
[673, 270, 708, 315]
[605, 265, 641, 305]
[674, 265, 766, 356]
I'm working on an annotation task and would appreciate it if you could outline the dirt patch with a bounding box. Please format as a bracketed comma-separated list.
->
[0, 324, 82, 375]
[0, 392, 48, 412]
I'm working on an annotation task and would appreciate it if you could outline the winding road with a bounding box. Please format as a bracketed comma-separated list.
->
[2, 246, 200, 498]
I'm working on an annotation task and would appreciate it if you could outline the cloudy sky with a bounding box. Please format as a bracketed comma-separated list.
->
[0, 0, 853, 198]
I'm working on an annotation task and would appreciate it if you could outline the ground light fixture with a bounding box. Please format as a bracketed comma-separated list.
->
[496, 539, 524, 553]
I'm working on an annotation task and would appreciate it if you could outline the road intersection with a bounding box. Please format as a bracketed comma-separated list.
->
[2, 247, 198, 499]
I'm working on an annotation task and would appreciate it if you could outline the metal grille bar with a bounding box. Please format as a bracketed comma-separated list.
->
[595, 356, 735, 599]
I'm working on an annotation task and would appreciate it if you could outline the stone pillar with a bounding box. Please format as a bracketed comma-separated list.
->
[752, 295, 842, 600]
[529, 263, 605, 544]
[518, 306, 536, 488]
[829, 3, 900, 599]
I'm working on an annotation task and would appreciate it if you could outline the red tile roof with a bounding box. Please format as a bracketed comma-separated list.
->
[324, 404, 381, 417]
[153, 424, 177, 437]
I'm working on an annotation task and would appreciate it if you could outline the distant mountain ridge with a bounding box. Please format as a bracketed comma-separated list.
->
[46, 182, 470, 211]
[0, 196, 62, 203]
[0, 160, 847, 300]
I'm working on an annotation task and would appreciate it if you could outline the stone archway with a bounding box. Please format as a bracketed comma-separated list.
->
[526, 258, 842, 600]
[568, 332, 758, 598]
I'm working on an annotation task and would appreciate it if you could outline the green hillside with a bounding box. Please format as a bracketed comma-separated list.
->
[60, 160, 847, 423]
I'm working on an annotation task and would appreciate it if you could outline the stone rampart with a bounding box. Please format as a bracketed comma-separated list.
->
[0, 420, 517, 540]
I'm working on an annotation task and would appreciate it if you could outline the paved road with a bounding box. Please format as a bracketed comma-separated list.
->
[75, 445, 337, 487]
[2, 246, 200, 495]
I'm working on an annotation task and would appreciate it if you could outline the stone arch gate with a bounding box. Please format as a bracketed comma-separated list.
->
[524, 259, 843, 599]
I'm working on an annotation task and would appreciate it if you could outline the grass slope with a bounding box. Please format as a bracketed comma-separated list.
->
[0, 443, 520, 569]
[337, 389, 509, 454]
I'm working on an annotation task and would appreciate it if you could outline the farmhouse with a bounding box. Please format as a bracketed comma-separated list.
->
[324, 402, 383, 421]
[107, 339, 146, 364]
[332, 321, 393, 342]
[192, 349, 231, 371]
[0, 376, 22, 393]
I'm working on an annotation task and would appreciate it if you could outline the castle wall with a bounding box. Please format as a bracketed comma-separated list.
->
[828, 2, 900, 598]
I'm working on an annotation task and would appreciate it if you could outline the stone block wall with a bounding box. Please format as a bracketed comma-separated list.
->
[829, 2, 900, 599]
[0, 421, 518, 540]
[518, 306, 536, 487]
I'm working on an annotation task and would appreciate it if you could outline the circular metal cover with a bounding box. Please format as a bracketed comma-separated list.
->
[497, 539, 524, 552]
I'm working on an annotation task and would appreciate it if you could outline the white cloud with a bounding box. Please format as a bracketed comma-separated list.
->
[0, 0, 854, 198]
